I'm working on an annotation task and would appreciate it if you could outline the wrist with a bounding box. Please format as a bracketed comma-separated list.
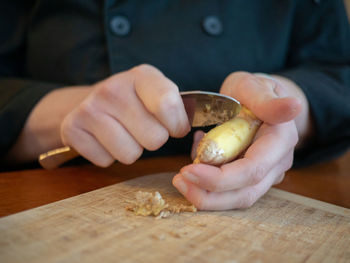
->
[5, 86, 92, 163]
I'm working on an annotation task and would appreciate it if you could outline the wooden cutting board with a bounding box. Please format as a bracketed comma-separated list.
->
[0, 172, 349, 263]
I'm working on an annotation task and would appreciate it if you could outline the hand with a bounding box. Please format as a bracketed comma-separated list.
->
[61, 64, 190, 167]
[173, 71, 305, 210]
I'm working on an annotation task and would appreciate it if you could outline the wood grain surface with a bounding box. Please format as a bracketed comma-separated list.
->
[0, 172, 349, 263]
[1, 150, 350, 218]
[0, 156, 191, 217]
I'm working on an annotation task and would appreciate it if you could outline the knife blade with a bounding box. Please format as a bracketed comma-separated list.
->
[180, 91, 241, 127]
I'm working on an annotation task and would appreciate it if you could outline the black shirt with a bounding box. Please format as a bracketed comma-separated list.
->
[1, 0, 350, 167]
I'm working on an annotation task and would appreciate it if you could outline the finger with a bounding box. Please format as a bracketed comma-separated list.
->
[271, 150, 294, 185]
[133, 64, 191, 138]
[180, 122, 297, 192]
[93, 71, 170, 151]
[86, 112, 143, 165]
[274, 173, 285, 185]
[61, 116, 114, 167]
[220, 72, 302, 124]
[190, 130, 205, 160]
[173, 164, 282, 210]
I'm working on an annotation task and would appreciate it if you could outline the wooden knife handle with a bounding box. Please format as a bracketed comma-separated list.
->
[38, 146, 79, 170]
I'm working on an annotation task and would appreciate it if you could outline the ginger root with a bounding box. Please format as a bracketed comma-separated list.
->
[126, 191, 197, 219]
[194, 106, 262, 165]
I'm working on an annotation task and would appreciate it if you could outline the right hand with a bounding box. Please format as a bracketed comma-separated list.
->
[61, 64, 190, 167]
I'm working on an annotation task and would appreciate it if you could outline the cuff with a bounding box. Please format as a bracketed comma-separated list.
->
[0, 78, 61, 157]
[277, 67, 350, 167]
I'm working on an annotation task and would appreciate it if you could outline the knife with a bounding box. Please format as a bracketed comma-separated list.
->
[38, 91, 241, 170]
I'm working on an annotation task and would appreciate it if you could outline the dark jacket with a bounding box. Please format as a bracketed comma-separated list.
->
[1, 0, 350, 167]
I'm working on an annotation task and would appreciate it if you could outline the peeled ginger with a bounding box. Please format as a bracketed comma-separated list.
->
[194, 106, 262, 165]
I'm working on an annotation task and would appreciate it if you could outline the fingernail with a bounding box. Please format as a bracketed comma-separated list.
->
[174, 177, 188, 195]
[182, 171, 199, 184]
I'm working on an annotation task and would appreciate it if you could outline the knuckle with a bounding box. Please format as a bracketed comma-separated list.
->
[229, 71, 251, 84]
[221, 71, 253, 96]
[249, 163, 266, 185]
[132, 64, 159, 75]
[76, 100, 97, 120]
[96, 81, 123, 103]
[95, 83, 112, 100]
[225, 71, 249, 83]
[158, 90, 179, 113]
[239, 189, 258, 209]
[60, 116, 78, 144]
[159, 90, 190, 137]
[236, 73, 256, 88]
[207, 184, 219, 193]
[207, 177, 225, 192]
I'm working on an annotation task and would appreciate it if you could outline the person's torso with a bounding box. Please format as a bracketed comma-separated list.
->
[26, 0, 296, 92]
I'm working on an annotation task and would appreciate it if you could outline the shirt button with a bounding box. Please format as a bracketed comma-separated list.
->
[110, 15, 131, 36]
[202, 15, 223, 36]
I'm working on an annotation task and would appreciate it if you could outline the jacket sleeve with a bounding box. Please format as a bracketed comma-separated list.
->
[276, 0, 350, 167]
[0, 1, 61, 158]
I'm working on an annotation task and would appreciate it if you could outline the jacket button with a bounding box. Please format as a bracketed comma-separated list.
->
[110, 15, 131, 36]
[202, 15, 223, 36]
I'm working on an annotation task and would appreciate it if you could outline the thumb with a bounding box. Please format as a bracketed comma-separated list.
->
[221, 72, 302, 124]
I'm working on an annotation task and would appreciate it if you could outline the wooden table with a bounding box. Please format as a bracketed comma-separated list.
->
[1, 150, 350, 217]
[1, 152, 350, 263]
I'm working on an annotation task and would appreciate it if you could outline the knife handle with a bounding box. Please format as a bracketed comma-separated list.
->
[38, 146, 79, 170]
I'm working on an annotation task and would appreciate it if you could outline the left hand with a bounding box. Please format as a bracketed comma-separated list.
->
[173, 71, 303, 210]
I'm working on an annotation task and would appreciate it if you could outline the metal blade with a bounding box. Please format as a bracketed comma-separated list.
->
[180, 91, 241, 127]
